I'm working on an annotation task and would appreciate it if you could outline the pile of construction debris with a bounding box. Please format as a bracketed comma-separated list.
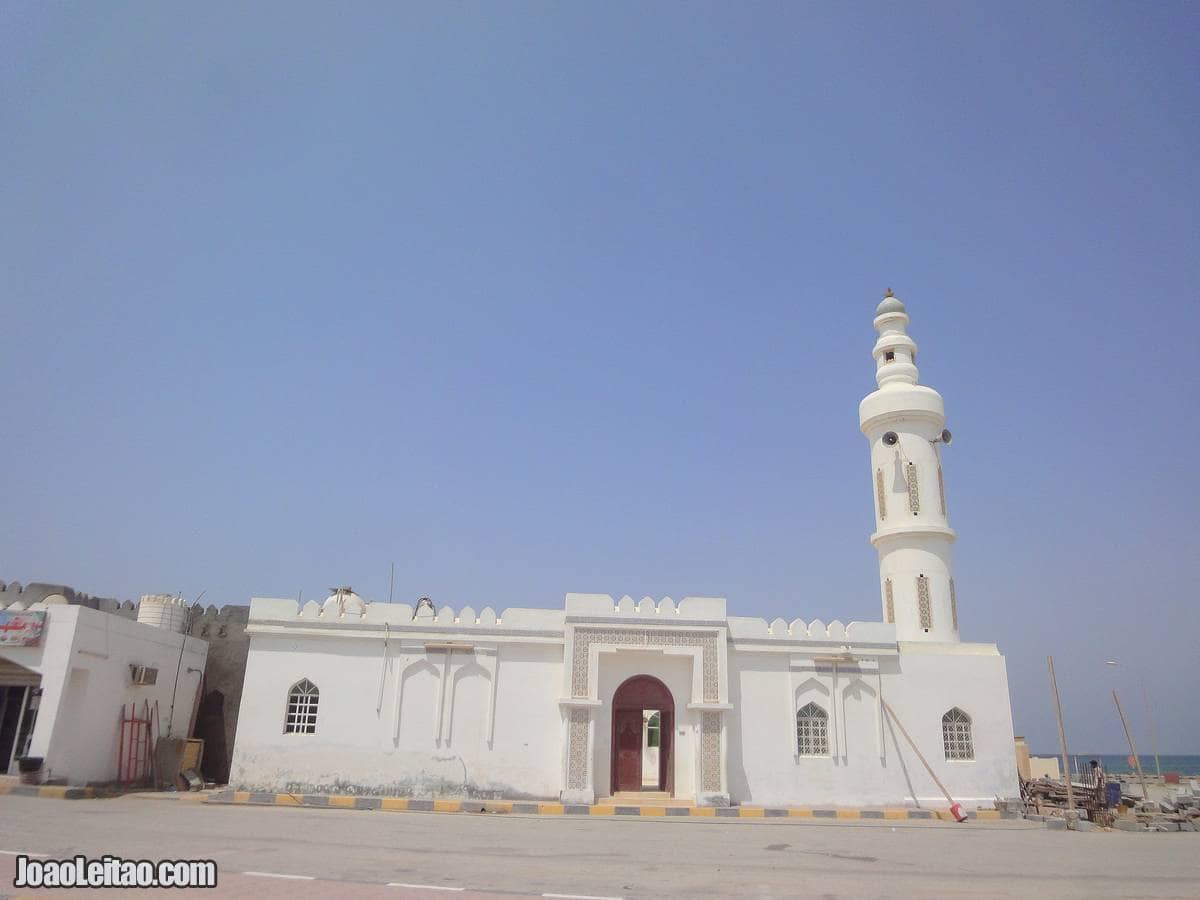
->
[1115, 793, 1200, 833]
[1015, 776, 1200, 832]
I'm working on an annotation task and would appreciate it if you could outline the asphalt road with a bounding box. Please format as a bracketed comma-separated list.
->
[1, 795, 1197, 898]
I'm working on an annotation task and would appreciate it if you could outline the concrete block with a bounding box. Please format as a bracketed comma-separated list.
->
[1075, 820, 1094, 832]
[1115, 819, 1147, 832]
[1046, 818, 1068, 830]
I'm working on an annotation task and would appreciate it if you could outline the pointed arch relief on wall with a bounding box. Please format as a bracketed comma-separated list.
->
[392, 645, 500, 747]
[394, 657, 440, 746]
[446, 656, 494, 748]
[840, 674, 882, 762]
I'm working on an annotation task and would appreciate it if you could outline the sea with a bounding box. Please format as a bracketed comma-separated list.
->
[1038, 754, 1200, 777]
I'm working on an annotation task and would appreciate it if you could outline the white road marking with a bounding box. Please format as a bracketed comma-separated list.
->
[387, 884, 465, 892]
[0, 850, 51, 858]
[543, 895, 624, 900]
[243, 871, 316, 880]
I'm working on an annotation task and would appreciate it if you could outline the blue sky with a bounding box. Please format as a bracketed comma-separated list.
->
[2, 2, 1197, 754]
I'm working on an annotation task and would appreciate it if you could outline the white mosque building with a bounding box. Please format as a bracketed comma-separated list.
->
[229, 295, 1019, 809]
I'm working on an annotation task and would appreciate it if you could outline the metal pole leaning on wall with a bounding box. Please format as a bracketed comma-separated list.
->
[880, 698, 966, 822]
[1047, 655, 1074, 812]
[1113, 690, 1150, 801]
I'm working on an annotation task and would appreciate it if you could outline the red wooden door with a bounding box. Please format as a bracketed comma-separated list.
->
[614, 708, 643, 792]
[659, 710, 673, 794]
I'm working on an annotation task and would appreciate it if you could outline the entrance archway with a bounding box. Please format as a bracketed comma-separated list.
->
[610, 674, 674, 795]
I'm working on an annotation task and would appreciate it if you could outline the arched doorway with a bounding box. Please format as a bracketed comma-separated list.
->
[611, 674, 674, 795]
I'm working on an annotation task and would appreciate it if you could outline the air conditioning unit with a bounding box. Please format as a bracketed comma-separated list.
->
[130, 665, 158, 685]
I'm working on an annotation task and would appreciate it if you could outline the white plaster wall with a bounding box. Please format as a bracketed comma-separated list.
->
[593, 652, 697, 799]
[0, 605, 207, 785]
[728, 643, 1018, 808]
[229, 634, 564, 799]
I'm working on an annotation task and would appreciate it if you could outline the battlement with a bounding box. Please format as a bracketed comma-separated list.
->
[726, 616, 896, 644]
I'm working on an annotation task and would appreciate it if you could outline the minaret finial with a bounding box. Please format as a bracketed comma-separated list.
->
[884, 287, 894, 298]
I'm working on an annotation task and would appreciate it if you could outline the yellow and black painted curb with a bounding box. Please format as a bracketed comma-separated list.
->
[0, 783, 97, 800]
[170, 789, 1010, 821]
[2, 781, 1013, 822]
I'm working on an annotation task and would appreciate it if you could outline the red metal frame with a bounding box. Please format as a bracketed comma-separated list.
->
[117, 700, 159, 786]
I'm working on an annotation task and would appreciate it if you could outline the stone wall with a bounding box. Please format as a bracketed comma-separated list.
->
[185, 604, 250, 784]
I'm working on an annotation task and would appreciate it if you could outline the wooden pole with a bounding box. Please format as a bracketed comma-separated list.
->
[1047, 656, 1074, 811]
[1113, 690, 1149, 801]
[1138, 674, 1162, 780]
[880, 698, 956, 806]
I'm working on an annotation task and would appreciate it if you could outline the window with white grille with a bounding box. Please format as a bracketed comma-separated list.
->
[906, 462, 920, 514]
[884, 578, 895, 623]
[875, 468, 887, 521]
[942, 707, 973, 760]
[285, 678, 319, 734]
[796, 702, 829, 757]
[950, 578, 958, 631]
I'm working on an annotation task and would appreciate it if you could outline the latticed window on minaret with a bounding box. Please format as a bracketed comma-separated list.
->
[938, 465, 947, 516]
[917, 575, 932, 630]
[906, 462, 919, 514]
[884, 578, 894, 623]
[950, 578, 958, 631]
[875, 468, 887, 521]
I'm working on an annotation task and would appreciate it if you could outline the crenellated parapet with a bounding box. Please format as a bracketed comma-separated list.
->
[726, 616, 896, 646]
[247, 596, 566, 634]
[186, 602, 250, 640]
[563, 593, 727, 621]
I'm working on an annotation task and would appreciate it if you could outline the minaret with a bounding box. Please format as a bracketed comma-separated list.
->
[859, 291, 960, 642]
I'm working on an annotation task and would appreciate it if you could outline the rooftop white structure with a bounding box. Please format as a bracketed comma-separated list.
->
[229, 296, 1018, 808]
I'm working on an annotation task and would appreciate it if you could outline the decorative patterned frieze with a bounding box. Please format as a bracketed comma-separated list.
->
[700, 711, 722, 792]
[566, 708, 590, 790]
[950, 578, 958, 631]
[917, 575, 932, 630]
[570, 628, 719, 702]
[906, 462, 920, 514]
[884, 579, 894, 624]
[875, 468, 887, 521]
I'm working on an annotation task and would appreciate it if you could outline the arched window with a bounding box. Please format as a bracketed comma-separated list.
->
[285, 679, 319, 734]
[796, 702, 829, 756]
[942, 707, 973, 760]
